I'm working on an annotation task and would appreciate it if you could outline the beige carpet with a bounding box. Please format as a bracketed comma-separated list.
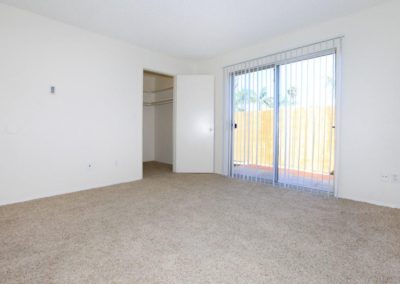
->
[1, 162, 399, 283]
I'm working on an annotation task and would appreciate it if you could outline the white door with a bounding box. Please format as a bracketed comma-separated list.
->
[174, 75, 214, 173]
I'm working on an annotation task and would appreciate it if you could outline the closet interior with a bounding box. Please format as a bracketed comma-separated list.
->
[143, 71, 174, 172]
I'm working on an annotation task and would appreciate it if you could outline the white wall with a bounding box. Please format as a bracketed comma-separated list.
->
[0, 4, 194, 205]
[143, 106, 155, 162]
[196, 0, 400, 208]
[155, 102, 173, 164]
[142, 75, 156, 163]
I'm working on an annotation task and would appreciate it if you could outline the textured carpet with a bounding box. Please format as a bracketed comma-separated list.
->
[1, 162, 399, 283]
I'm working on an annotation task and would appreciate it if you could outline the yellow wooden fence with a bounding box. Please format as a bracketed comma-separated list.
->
[233, 107, 335, 174]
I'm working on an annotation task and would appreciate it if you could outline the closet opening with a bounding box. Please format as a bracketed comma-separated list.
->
[142, 70, 174, 177]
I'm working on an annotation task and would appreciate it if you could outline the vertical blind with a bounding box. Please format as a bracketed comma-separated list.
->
[224, 37, 342, 194]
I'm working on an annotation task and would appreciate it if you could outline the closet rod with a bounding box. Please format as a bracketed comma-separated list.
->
[143, 86, 173, 94]
[143, 98, 173, 106]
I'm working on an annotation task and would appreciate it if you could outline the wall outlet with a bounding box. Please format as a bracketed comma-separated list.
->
[381, 173, 390, 183]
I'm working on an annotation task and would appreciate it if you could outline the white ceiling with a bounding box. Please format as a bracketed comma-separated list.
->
[0, 0, 389, 59]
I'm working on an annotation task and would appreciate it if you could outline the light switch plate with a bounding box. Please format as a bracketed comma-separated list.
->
[381, 173, 390, 183]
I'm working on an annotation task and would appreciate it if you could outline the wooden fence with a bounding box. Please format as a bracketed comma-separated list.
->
[233, 107, 335, 174]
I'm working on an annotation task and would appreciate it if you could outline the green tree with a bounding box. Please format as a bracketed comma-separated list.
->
[234, 89, 257, 111]
[259, 87, 274, 109]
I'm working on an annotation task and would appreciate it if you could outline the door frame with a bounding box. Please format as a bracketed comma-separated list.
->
[141, 68, 176, 175]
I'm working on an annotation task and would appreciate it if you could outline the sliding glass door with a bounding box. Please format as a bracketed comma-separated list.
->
[231, 52, 336, 192]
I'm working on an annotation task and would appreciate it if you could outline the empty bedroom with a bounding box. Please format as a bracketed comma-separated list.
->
[0, 0, 399, 283]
